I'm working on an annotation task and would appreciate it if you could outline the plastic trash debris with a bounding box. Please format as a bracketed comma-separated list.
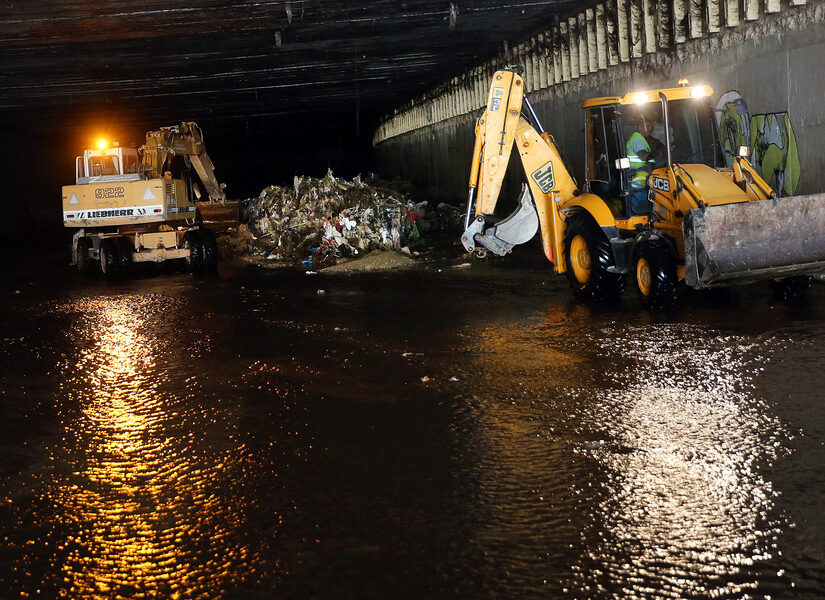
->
[449, 376, 459, 382]
[242, 169, 426, 266]
[420, 376, 431, 383]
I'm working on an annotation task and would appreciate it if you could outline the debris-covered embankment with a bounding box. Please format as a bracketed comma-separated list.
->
[235, 170, 462, 269]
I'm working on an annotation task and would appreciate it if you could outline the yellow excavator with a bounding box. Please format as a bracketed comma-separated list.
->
[462, 67, 825, 308]
[62, 122, 238, 275]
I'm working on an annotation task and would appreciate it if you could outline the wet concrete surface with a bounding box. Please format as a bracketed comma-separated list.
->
[2, 245, 825, 599]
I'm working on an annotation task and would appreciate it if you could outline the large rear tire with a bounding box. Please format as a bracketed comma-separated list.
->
[117, 238, 132, 272]
[201, 229, 218, 272]
[75, 237, 92, 274]
[634, 241, 679, 311]
[563, 212, 625, 302]
[99, 238, 120, 277]
[184, 230, 204, 272]
[769, 275, 813, 301]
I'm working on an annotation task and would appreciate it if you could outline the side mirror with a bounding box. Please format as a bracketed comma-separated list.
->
[614, 157, 631, 170]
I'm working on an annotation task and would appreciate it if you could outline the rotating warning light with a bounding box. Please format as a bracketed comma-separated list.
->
[677, 78, 690, 87]
[96, 138, 108, 149]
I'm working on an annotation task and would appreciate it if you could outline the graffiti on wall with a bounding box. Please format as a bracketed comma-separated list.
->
[715, 91, 801, 197]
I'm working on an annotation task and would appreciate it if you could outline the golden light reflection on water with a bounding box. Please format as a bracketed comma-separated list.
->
[49, 296, 254, 599]
[572, 324, 792, 599]
[457, 306, 794, 597]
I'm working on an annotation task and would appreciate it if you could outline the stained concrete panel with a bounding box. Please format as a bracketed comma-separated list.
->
[376, 13, 825, 203]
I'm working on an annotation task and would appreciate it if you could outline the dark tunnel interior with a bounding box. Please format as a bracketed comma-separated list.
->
[0, 1, 580, 234]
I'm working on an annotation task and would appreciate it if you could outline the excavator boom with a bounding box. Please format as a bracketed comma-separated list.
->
[462, 68, 572, 269]
[141, 122, 238, 229]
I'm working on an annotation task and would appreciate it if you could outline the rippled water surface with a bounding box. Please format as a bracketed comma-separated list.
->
[2, 253, 825, 599]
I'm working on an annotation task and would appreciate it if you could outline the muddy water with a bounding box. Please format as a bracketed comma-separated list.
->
[1, 254, 824, 599]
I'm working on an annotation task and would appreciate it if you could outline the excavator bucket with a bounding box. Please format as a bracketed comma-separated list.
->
[462, 184, 539, 255]
[196, 200, 239, 231]
[684, 193, 825, 287]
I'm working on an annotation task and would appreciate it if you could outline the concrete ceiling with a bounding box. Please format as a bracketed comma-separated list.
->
[0, 1, 576, 136]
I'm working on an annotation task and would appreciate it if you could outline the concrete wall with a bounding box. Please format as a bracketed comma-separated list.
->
[374, 2, 825, 204]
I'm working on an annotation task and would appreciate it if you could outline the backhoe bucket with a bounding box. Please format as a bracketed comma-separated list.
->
[196, 200, 240, 231]
[461, 184, 539, 255]
[684, 193, 825, 287]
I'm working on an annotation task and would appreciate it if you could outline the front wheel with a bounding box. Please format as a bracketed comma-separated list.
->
[563, 212, 624, 302]
[769, 275, 813, 301]
[634, 241, 679, 310]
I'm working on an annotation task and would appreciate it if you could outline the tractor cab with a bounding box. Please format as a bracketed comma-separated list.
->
[75, 143, 143, 185]
[582, 82, 724, 220]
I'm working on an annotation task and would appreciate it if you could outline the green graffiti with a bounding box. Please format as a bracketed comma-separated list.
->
[719, 99, 750, 168]
[716, 91, 801, 197]
[750, 113, 800, 197]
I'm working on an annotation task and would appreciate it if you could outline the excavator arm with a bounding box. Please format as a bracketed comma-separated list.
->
[141, 122, 226, 201]
[140, 122, 238, 228]
[461, 68, 575, 271]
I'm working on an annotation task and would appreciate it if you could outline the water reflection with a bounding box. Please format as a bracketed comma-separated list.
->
[47, 296, 255, 599]
[572, 324, 792, 598]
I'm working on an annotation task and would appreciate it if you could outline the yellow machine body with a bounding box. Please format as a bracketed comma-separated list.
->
[64, 122, 229, 275]
[463, 68, 825, 305]
[62, 177, 192, 228]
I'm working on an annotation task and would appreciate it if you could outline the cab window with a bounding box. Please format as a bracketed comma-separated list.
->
[88, 155, 120, 176]
[123, 152, 139, 174]
[586, 108, 609, 183]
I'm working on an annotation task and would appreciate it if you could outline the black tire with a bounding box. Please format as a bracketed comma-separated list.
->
[769, 275, 813, 301]
[200, 229, 218, 272]
[184, 230, 204, 271]
[563, 212, 625, 301]
[75, 237, 92, 274]
[634, 241, 680, 311]
[117, 238, 132, 271]
[99, 238, 120, 277]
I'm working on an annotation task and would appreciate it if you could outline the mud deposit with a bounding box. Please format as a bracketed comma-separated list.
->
[2, 248, 825, 599]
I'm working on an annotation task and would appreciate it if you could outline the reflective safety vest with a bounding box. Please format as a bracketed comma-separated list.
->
[626, 131, 650, 169]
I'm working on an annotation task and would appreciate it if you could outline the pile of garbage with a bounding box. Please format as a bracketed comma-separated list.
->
[242, 170, 458, 266]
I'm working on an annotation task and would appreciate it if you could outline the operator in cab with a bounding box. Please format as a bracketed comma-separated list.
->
[626, 114, 653, 215]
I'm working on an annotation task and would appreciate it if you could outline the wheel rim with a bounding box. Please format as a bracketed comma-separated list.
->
[637, 256, 652, 296]
[570, 235, 591, 283]
[99, 245, 107, 273]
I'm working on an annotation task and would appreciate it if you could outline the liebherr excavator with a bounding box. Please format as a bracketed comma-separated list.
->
[62, 121, 238, 275]
[462, 67, 825, 308]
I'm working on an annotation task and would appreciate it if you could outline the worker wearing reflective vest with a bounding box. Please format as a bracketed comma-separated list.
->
[626, 115, 653, 215]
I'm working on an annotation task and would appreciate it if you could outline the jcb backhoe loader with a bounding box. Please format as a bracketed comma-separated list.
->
[62, 122, 238, 275]
[462, 67, 825, 308]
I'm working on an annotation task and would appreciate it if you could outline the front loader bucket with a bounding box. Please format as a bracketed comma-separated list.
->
[196, 200, 240, 231]
[684, 193, 825, 288]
